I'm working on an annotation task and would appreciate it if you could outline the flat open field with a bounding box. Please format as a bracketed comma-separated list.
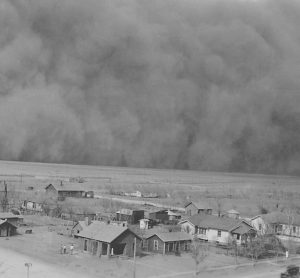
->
[0, 160, 300, 216]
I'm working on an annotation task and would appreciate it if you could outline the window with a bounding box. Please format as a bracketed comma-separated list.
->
[277, 225, 283, 232]
[184, 242, 188, 251]
[154, 240, 159, 250]
[293, 226, 296, 233]
[84, 240, 88, 251]
[198, 228, 206, 235]
[236, 234, 240, 240]
[217, 230, 222, 237]
[258, 224, 262, 231]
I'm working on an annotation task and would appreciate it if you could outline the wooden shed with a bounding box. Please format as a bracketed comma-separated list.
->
[76, 221, 141, 258]
[0, 220, 17, 237]
[144, 232, 192, 255]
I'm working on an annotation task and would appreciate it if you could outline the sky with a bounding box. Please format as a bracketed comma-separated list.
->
[0, 0, 299, 175]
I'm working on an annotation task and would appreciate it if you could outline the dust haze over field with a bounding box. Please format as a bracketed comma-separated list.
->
[0, 0, 300, 175]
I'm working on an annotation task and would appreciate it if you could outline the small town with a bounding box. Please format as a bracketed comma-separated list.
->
[1, 164, 300, 278]
[1, 0, 300, 277]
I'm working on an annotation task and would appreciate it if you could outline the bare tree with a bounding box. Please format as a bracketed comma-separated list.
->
[191, 238, 210, 275]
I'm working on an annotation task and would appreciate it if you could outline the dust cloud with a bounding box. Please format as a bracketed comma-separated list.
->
[0, 0, 299, 175]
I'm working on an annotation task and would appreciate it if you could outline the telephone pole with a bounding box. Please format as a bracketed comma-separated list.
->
[133, 237, 137, 278]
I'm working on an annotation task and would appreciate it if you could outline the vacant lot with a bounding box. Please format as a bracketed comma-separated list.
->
[0, 160, 300, 217]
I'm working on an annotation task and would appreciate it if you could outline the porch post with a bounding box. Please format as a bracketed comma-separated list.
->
[163, 242, 165, 255]
[107, 243, 111, 258]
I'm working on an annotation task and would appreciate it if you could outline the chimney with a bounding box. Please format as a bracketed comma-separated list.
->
[84, 217, 91, 226]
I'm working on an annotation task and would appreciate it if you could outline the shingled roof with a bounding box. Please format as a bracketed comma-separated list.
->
[183, 214, 253, 233]
[76, 221, 139, 243]
[146, 232, 193, 242]
[184, 201, 212, 209]
[261, 211, 300, 226]
[0, 212, 23, 219]
[46, 183, 91, 192]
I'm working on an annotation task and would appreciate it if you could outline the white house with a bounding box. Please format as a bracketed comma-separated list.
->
[180, 214, 255, 245]
[251, 212, 300, 240]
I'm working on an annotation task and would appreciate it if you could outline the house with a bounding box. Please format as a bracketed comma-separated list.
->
[180, 214, 255, 245]
[0, 212, 23, 226]
[147, 209, 181, 224]
[116, 209, 144, 224]
[21, 200, 43, 213]
[143, 232, 193, 255]
[184, 201, 213, 216]
[76, 221, 141, 257]
[251, 212, 300, 239]
[0, 220, 17, 237]
[249, 215, 268, 235]
[147, 210, 169, 223]
[45, 183, 94, 200]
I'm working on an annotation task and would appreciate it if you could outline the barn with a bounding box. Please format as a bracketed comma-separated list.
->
[45, 183, 94, 200]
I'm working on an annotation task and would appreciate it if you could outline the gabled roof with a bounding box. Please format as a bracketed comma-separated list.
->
[230, 222, 255, 234]
[146, 232, 193, 242]
[261, 211, 300, 226]
[182, 214, 252, 233]
[184, 201, 212, 210]
[77, 221, 140, 243]
[0, 212, 23, 219]
[0, 219, 17, 228]
[46, 183, 90, 192]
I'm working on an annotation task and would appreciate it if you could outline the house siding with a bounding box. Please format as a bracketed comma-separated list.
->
[0, 222, 17, 237]
[77, 230, 141, 257]
[145, 235, 191, 254]
[185, 203, 212, 216]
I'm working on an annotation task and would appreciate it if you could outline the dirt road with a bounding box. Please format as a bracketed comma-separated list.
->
[0, 246, 95, 278]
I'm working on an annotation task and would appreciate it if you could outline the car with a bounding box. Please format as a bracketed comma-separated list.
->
[280, 265, 300, 278]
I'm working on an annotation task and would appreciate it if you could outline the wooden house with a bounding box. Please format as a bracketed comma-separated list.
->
[184, 202, 212, 216]
[0, 212, 23, 226]
[0, 220, 17, 237]
[180, 214, 255, 245]
[116, 209, 144, 224]
[45, 183, 94, 200]
[143, 232, 192, 255]
[76, 221, 141, 257]
[251, 212, 300, 239]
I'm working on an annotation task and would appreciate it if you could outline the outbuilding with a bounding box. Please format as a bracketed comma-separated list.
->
[143, 232, 192, 255]
[0, 219, 17, 237]
[76, 221, 141, 258]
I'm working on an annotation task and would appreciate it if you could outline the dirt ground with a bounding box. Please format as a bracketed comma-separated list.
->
[1, 220, 296, 278]
[0, 221, 269, 278]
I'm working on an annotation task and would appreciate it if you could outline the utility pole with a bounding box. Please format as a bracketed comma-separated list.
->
[25, 263, 32, 278]
[133, 237, 137, 278]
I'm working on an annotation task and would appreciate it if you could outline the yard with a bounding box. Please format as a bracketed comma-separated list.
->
[0, 216, 258, 278]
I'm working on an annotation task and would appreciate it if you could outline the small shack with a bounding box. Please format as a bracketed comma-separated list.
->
[144, 232, 192, 255]
[116, 209, 144, 224]
[0, 212, 23, 226]
[0, 220, 17, 237]
[184, 201, 213, 216]
[76, 221, 141, 257]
